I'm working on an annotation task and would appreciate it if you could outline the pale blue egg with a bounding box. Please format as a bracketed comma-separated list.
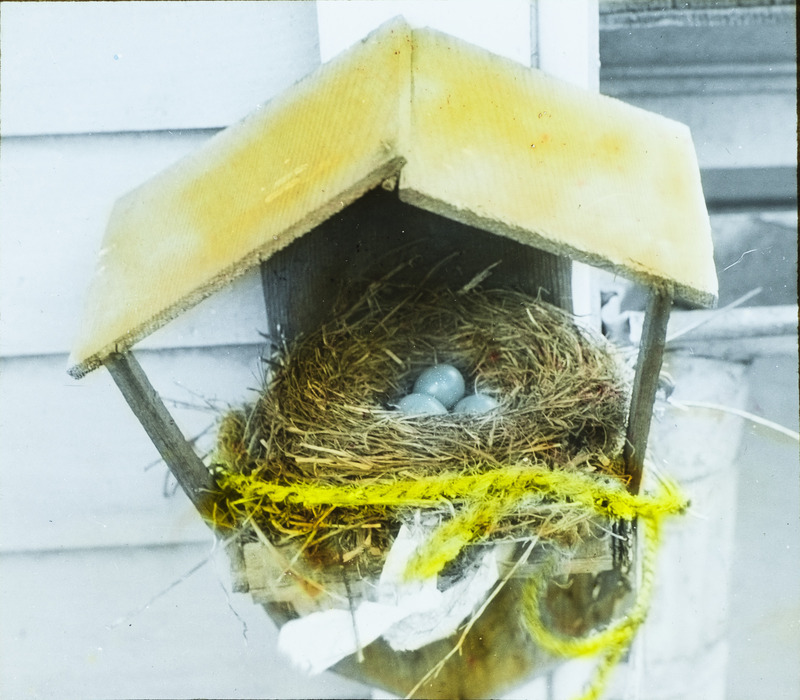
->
[397, 393, 448, 415]
[453, 394, 500, 415]
[413, 364, 465, 409]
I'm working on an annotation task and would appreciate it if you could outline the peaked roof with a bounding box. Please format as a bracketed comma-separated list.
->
[68, 18, 717, 378]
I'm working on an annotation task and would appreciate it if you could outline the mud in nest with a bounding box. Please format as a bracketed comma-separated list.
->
[212, 281, 631, 576]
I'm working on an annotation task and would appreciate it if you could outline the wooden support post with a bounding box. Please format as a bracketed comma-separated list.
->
[106, 351, 215, 521]
[623, 287, 673, 494]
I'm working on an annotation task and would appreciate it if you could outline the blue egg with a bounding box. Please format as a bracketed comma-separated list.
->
[397, 393, 448, 415]
[413, 364, 466, 409]
[453, 394, 500, 415]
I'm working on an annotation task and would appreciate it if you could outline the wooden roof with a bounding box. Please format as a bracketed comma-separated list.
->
[68, 18, 717, 378]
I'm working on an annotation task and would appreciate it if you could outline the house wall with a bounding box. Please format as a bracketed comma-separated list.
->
[0, 3, 370, 698]
[0, 2, 796, 699]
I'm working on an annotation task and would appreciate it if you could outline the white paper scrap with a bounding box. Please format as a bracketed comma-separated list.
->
[276, 516, 500, 674]
[277, 602, 407, 675]
[383, 547, 499, 651]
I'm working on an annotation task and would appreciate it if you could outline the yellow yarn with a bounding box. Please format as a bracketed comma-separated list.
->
[216, 462, 686, 699]
[216, 463, 685, 576]
[522, 515, 664, 700]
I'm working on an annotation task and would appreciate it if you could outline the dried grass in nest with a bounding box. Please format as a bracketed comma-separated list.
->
[212, 279, 631, 576]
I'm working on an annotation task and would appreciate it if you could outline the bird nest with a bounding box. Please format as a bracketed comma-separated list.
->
[210, 279, 631, 581]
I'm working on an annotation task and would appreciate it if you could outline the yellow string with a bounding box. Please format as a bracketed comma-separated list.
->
[522, 515, 664, 700]
[216, 464, 685, 577]
[215, 462, 685, 699]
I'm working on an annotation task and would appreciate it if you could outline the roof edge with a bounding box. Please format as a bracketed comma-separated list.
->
[399, 186, 717, 309]
[68, 156, 407, 378]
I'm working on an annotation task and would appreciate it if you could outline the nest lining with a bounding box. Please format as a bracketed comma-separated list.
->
[212, 280, 631, 575]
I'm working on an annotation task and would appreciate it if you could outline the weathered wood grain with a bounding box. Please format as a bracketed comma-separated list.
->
[68, 20, 413, 378]
[106, 352, 217, 519]
[624, 287, 673, 493]
[260, 185, 573, 347]
[399, 25, 716, 308]
[69, 18, 717, 378]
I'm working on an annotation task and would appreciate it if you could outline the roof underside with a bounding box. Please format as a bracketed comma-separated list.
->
[68, 18, 717, 378]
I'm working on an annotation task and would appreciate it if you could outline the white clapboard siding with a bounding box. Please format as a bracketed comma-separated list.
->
[0, 345, 269, 553]
[0, 543, 369, 699]
[316, 0, 531, 64]
[0, 1, 320, 136]
[0, 132, 269, 358]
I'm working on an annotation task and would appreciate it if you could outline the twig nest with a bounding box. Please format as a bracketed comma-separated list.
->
[213, 282, 631, 572]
